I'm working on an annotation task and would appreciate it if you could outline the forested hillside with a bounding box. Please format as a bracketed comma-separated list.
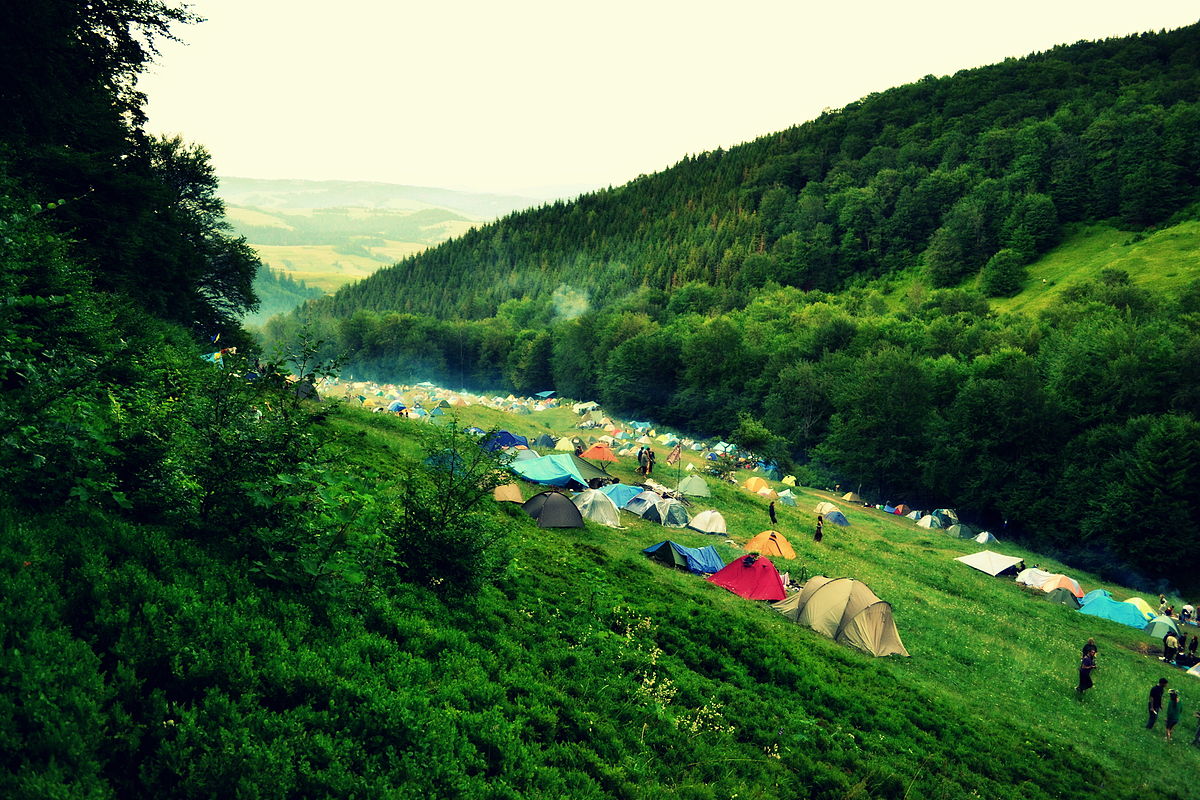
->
[313, 24, 1200, 319]
[269, 24, 1200, 590]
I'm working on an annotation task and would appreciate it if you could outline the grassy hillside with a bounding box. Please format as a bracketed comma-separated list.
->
[325, 400, 1200, 796]
[992, 219, 1200, 316]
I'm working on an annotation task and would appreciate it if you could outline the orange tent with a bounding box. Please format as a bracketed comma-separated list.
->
[580, 443, 619, 462]
[893, 504, 910, 516]
[1041, 574, 1084, 598]
[744, 477, 770, 493]
[744, 530, 796, 560]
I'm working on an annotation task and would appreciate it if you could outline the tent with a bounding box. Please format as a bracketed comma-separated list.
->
[706, 555, 787, 601]
[492, 483, 524, 503]
[1045, 588, 1082, 608]
[510, 455, 587, 489]
[580, 443, 619, 462]
[641, 498, 691, 528]
[782, 475, 797, 486]
[677, 475, 711, 497]
[1144, 615, 1180, 640]
[915, 514, 943, 530]
[842, 492, 863, 502]
[955, 550, 1024, 577]
[814, 501, 839, 516]
[1079, 595, 1153, 630]
[623, 490, 664, 516]
[933, 508, 959, 524]
[1123, 597, 1155, 621]
[1041, 574, 1084, 598]
[643, 541, 725, 575]
[823, 510, 850, 527]
[534, 390, 556, 398]
[893, 504, 910, 516]
[744, 477, 770, 493]
[756, 487, 779, 501]
[534, 433, 557, 448]
[511, 448, 540, 461]
[386, 400, 406, 412]
[1016, 568, 1055, 589]
[973, 531, 997, 544]
[777, 489, 798, 507]
[1188, 663, 1200, 679]
[944, 523, 974, 539]
[522, 491, 585, 528]
[483, 430, 529, 451]
[687, 509, 727, 535]
[554, 437, 577, 451]
[905, 510, 922, 520]
[744, 530, 796, 560]
[772, 575, 909, 657]
[572, 489, 621, 528]
[599, 483, 641, 508]
[762, 465, 783, 481]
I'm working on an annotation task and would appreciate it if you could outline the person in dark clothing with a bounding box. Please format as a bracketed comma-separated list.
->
[1082, 638, 1098, 658]
[636, 446, 647, 475]
[814, 515, 824, 543]
[646, 449, 656, 476]
[1076, 651, 1096, 696]
[1148, 678, 1169, 728]
[768, 501, 777, 525]
[1190, 634, 1198, 657]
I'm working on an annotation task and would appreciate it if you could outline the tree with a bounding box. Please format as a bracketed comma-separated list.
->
[980, 249, 1027, 297]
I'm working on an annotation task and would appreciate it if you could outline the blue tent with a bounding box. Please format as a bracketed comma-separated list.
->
[599, 483, 641, 508]
[642, 541, 725, 574]
[1080, 589, 1112, 606]
[483, 430, 529, 451]
[824, 509, 851, 526]
[1078, 595, 1151, 630]
[510, 455, 587, 489]
[387, 400, 406, 412]
[630, 421, 651, 430]
[882, 504, 896, 514]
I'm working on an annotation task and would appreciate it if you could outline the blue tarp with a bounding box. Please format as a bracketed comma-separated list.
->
[642, 540, 725, 574]
[510, 454, 587, 489]
[630, 421, 651, 430]
[483, 430, 529, 451]
[535, 390, 556, 398]
[1078, 595, 1151, 630]
[1080, 589, 1112, 606]
[599, 483, 641, 508]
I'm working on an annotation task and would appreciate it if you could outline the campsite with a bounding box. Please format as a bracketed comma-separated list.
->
[301, 380, 1200, 797]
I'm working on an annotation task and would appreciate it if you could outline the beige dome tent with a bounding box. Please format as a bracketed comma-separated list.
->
[772, 576, 909, 657]
[813, 501, 839, 515]
[493, 484, 524, 503]
[841, 491, 863, 502]
[687, 509, 727, 535]
[572, 489, 621, 528]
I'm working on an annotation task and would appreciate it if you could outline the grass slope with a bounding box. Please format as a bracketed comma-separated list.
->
[334, 401, 1200, 797]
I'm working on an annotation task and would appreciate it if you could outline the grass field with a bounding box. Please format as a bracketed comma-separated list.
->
[318, 393, 1200, 797]
[253, 242, 427, 292]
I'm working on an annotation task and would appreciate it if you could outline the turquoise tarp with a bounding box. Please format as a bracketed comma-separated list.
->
[1078, 595, 1152, 630]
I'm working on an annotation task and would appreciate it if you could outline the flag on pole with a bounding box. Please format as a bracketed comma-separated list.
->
[666, 443, 682, 466]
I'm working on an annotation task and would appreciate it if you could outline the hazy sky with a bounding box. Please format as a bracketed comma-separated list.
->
[139, 1, 1199, 198]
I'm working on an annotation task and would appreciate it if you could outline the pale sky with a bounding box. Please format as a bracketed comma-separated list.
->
[139, 1, 1199, 198]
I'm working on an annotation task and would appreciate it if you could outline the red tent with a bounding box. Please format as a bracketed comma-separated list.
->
[580, 443, 619, 462]
[706, 555, 786, 601]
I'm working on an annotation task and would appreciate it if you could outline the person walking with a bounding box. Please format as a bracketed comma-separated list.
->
[814, 514, 824, 543]
[768, 501, 777, 526]
[1148, 678, 1169, 729]
[1082, 638, 1098, 658]
[1076, 650, 1096, 697]
[1164, 689, 1182, 741]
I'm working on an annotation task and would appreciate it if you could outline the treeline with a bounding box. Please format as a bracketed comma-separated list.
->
[246, 266, 325, 323]
[308, 24, 1200, 321]
[266, 267, 1200, 590]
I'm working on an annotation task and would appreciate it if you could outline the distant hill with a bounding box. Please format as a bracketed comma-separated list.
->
[220, 177, 543, 309]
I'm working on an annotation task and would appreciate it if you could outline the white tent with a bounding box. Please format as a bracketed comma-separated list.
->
[955, 550, 1024, 577]
[973, 531, 997, 544]
[915, 514, 942, 529]
[687, 509, 727, 535]
[1016, 568, 1054, 588]
[572, 489, 621, 528]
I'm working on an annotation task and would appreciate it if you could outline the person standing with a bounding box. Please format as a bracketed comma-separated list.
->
[1164, 689, 1182, 741]
[1076, 650, 1096, 696]
[814, 515, 824, 543]
[1189, 634, 1198, 658]
[1165, 632, 1179, 663]
[636, 446, 648, 476]
[768, 501, 777, 526]
[1082, 638, 1098, 658]
[646, 449, 656, 476]
[1148, 678, 1169, 729]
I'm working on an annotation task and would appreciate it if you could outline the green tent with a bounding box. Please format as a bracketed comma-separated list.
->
[945, 523, 974, 539]
[1045, 587, 1081, 608]
[677, 475, 710, 497]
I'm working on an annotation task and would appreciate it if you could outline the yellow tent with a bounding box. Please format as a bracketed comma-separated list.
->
[744, 477, 770, 493]
[745, 530, 796, 560]
[782, 475, 797, 486]
[842, 491, 863, 502]
[1123, 596, 1155, 621]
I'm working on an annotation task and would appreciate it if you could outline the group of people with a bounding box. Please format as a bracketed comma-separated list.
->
[1077, 639, 1199, 744]
[636, 446, 656, 476]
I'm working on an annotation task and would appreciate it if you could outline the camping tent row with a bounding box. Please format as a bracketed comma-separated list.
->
[773, 575, 909, 658]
